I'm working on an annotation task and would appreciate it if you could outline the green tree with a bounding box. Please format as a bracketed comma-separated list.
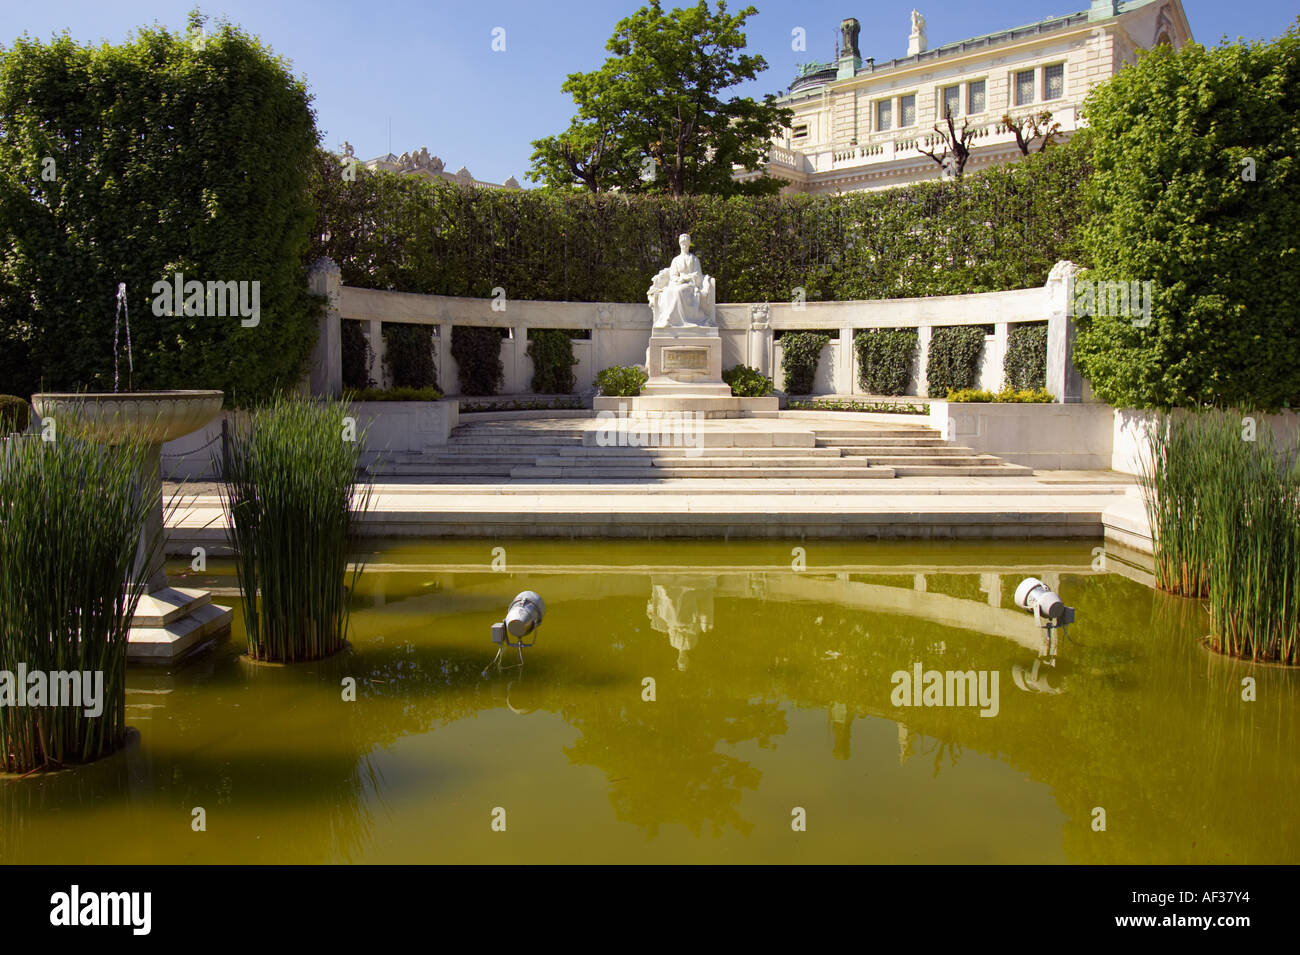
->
[0, 14, 321, 403]
[1072, 22, 1300, 410]
[527, 1, 791, 196]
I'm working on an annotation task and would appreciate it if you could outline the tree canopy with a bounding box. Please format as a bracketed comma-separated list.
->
[527, 1, 792, 196]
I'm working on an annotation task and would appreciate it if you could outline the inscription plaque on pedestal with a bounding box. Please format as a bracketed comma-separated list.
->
[663, 348, 708, 372]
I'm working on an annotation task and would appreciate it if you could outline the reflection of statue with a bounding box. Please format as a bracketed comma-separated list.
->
[647, 233, 716, 329]
[840, 18, 860, 58]
[646, 576, 715, 670]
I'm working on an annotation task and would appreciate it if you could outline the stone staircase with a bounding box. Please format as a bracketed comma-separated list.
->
[364, 418, 1033, 482]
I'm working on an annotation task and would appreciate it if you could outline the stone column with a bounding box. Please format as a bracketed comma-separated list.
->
[513, 323, 528, 394]
[839, 326, 855, 395]
[433, 323, 446, 393]
[307, 258, 342, 397]
[993, 322, 1010, 391]
[748, 304, 773, 378]
[916, 325, 932, 397]
[1046, 261, 1084, 403]
[594, 305, 615, 380]
[369, 320, 385, 389]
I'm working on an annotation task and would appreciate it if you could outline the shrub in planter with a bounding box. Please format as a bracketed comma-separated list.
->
[341, 320, 374, 391]
[780, 332, 830, 395]
[946, 386, 1053, 403]
[0, 395, 30, 433]
[927, 326, 985, 397]
[1004, 324, 1047, 391]
[527, 329, 578, 394]
[346, 386, 444, 402]
[595, 365, 648, 397]
[451, 326, 505, 396]
[722, 364, 773, 397]
[854, 329, 917, 396]
[382, 324, 438, 390]
[218, 395, 371, 663]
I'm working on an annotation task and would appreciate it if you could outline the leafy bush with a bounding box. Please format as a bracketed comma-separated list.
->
[0, 395, 30, 433]
[219, 395, 370, 663]
[382, 324, 438, 390]
[341, 320, 374, 391]
[595, 365, 648, 397]
[1073, 25, 1300, 410]
[310, 141, 1090, 304]
[451, 326, 505, 396]
[526, 329, 579, 394]
[927, 327, 986, 397]
[946, 386, 1053, 403]
[460, 397, 583, 412]
[347, 386, 444, 402]
[854, 329, 918, 396]
[1004, 324, 1048, 391]
[0, 17, 321, 404]
[722, 364, 773, 397]
[780, 332, 830, 395]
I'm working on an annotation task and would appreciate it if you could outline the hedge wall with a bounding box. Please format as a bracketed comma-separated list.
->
[382, 323, 438, 390]
[309, 141, 1089, 304]
[855, 329, 917, 396]
[0, 21, 321, 404]
[1005, 324, 1048, 391]
[927, 327, 986, 397]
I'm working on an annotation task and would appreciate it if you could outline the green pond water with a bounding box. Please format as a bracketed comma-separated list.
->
[2, 539, 1297, 864]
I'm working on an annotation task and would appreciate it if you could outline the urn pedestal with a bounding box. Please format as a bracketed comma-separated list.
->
[643, 327, 730, 398]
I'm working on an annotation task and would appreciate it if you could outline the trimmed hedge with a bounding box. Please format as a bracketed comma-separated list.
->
[526, 329, 578, 394]
[382, 324, 438, 390]
[927, 327, 986, 397]
[309, 142, 1089, 304]
[0, 395, 30, 433]
[1004, 324, 1048, 391]
[0, 20, 321, 404]
[854, 329, 917, 396]
[595, 365, 647, 397]
[780, 332, 830, 395]
[947, 387, 1053, 403]
[450, 326, 505, 396]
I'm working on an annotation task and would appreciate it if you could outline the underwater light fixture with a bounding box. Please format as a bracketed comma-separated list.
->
[1014, 577, 1075, 665]
[483, 591, 546, 675]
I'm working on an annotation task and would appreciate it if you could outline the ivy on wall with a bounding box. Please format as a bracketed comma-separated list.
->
[1004, 324, 1048, 391]
[451, 326, 505, 396]
[382, 323, 438, 390]
[927, 327, 986, 397]
[526, 329, 578, 394]
[780, 332, 830, 395]
[854, 329, 917, 396]
[309, 142, 1089, 306]
[341, 320, 373, 390]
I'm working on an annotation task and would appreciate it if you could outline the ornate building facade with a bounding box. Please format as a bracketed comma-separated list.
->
[353, 143, 521, 190]
[742, 0, 1193, 193]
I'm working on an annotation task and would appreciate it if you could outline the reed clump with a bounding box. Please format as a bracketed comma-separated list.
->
[1139, 409, 1300, 664]
[218, 396, 370, 662]
[0, 435, 156, 773]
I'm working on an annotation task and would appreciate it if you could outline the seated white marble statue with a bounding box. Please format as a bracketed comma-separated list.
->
[648, 233, 716, 328]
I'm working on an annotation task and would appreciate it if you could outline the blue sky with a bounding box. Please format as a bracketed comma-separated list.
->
[3, 1, 1295, 185]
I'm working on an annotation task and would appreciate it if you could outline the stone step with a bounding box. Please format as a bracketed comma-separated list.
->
[553, 445, 845, 459]
[891, 464, 1033, 477]
[581, 431, 815, 449]
[448, 436, 586, 447]
[510, 464, 897, 479]
[815, 432, 940, 443]
[529, 455, 869, 469]
[369, 463, 515, 476]
[816, 437, 948, 447]
[833, 447, 979, 458]
[863, 454, 1011, 467]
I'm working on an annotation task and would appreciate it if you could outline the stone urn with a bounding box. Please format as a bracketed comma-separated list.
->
[30, 390, 232, 661]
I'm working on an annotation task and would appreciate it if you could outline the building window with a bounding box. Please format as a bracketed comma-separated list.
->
[899, 94, 916, 127]
[877, 100, 892, 131]
[941, 85, 961, 120]
[792, 124, 808, 140]
[967, 79, 986, 114]
[1014, 69, 1036, 106]
[1043, 63, 1065, 100]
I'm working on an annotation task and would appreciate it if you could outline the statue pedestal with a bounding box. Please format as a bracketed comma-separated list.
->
[643, 327, 730, 398]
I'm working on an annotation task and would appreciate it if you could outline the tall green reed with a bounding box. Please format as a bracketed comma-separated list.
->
[0, 434, 157, 773]
[1139, 409, 1300, 664]
[218, 396, 371, 662]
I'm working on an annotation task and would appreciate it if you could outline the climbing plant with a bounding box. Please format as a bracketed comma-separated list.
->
[1004, 324, 1048, 391]
[927, 326, 986, 396]
[451, 326, 505, 396]
[382, 323, 438, 390]
[780, 332, 830, 395]
[526, 329, 578, 394]
[854, 329, 917, 396]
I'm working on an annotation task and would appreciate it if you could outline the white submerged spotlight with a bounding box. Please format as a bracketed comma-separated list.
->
[484, 591, 547, 675]
[1014, 577, 1075, 664]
